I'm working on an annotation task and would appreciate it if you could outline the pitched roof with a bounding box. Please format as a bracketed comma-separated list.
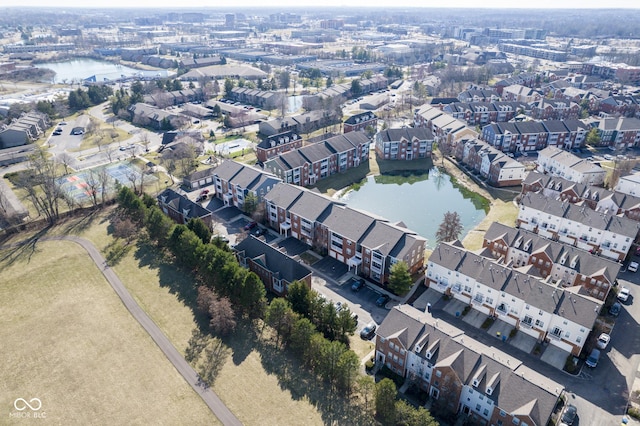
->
[233, 235, 312, 283]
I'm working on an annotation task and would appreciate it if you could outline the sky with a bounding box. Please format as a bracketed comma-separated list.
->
[8, 0, 640, 9]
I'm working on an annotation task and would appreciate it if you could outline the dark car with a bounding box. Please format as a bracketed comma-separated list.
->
[360, 323, 377, 340]
[350, 277, 365, 292]
[609, 302, 622, 317]
[559, 404, 577, 426]
[376, 294, 390, 307]
[244, 221, 257, 231]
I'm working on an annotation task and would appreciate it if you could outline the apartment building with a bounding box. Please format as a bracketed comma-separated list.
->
[264, 132, 370, 186]
[263, 183, 426, 284]
[374, 127, 434, 161]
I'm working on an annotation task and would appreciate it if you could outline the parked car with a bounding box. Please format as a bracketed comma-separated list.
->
[376, 294, 390, 307]
[244, 221, 257, 231]
[618, 286, 630, 302]
[596, 333, 610, 350]
[628, 261, 638, 272]
[350, 277, 365, 292]
[360, 323, 377, 340]
[609, 302, 622, 317]
[585, 348, 601, 367]
[559, 404, 577, 426]
[254, 227, 266, 237]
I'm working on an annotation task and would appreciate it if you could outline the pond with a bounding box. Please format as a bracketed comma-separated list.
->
[337, 168, 488, 249]
[35, 58, 171, 84]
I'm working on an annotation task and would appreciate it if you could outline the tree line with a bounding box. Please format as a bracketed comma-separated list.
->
[115, 185, 439, 424]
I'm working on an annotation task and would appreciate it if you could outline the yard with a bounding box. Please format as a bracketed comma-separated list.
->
[0, 239, 216, 425]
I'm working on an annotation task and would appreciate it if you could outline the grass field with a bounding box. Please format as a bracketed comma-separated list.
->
[6, 209, 328, 425]
[0, 240, 217, 425]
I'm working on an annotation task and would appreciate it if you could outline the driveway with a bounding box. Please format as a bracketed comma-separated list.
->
[3, 236, 242, 426]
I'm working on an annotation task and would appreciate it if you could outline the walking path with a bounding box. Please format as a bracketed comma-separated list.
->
[2, 235, 242, 426]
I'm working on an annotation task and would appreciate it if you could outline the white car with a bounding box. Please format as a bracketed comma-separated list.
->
[618, 286, 630, 302]
[629, 261, 639, 272]
[596, 333, 610, 349]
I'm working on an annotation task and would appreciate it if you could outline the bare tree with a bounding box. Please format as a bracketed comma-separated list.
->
[104, 146, 117, 164]
[84, 169, 101, 207]
[58, 153, 75, 175]
[125, 165, 146, 195]
[112, 215, 138, 244]
[435, 211, 463, 244]
[20, 148, 63, 224]
[139, 131, 152, 153]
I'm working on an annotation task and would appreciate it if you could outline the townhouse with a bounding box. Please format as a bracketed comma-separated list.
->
[376, 305, 563, 425]
[596, 95, 640, 118]
[233, 235, 312, 296]
[264, 132, 370, 186]
[456, 139, 526, 187]
[128, 103, 182, 129]
[483, 221, 620, 301]
[500, 84, 542, 104]
[457, 88, 501, 103]
[263, 182, 426, 284]
[522, 171, 640, 222]
[529, 99, 580, 121]
[374, 127, 434, 161]
[157, 188, 213, 227]
[518, 191, 640, 261]
[615, 172, 640, 197]
[443, 101, 526, 126]
[255, 130, 303, 163]
[426, 241, 602, 355]
[536, 146, 605, 185]
[0, 111, 50, 148]
[343, 111, 377, 134]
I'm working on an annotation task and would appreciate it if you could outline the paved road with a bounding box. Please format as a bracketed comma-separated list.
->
[2, 236, 242, 426]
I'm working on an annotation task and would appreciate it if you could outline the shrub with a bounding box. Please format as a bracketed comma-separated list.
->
[627, 407, 640, 420]
[462, 306, 470, 316]
[379, 365, 404, 388]
[481, 317, 495, 329]
[365, 360, 374, 371]
[509, 328, 518, 338]
[564, 355, 579, 374]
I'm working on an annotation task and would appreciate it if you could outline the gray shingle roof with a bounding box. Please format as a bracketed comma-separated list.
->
[233, 235, 312, 283]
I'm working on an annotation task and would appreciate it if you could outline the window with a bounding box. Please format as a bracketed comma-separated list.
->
[435, 370, 442, 377]
[513, 418, 520, 425]
[500, 410, 506, 417]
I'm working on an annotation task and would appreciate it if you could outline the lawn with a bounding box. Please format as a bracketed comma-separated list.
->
[0, 240, 217, 425]
[8, 208, 329, 425]
[70, 126, 130, 152]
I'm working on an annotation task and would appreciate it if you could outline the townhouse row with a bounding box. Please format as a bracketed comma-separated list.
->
[454, 138, 527, 187]
[263, 182, 426, 285]
[483, 221, 620, 301]
[264, 132, 370, 186]
[523, 171, 640, 222]
[518, 191, 640, 262]
[427, 239, 603, 356]
[536, 146, 606, 186]
[376, 304, 563, 426]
